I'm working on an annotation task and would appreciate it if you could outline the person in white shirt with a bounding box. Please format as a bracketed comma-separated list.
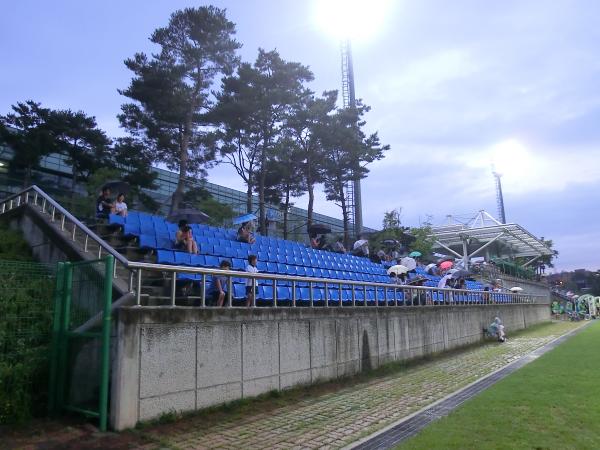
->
[114, 193, 128, 217]
[245, 254, 259, 307]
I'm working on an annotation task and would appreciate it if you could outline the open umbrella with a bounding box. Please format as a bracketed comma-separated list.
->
[167, 208, 210, 224]
[353, 239, 368, 250]
[439, 260, 453, 270]
[409, 251, 422, 258]
[382, 239, 399, 247]
[450, 269, 470, 279]
[509, 286, 524, 292]
[101, 180, 129, 194]
[387, 265, 409, 275]
[425, 263, 437, 274]
[406, 275, 427, 285]
[233, 213, 257, 225]
[308, 223, 332, 234]
[400, 257, 417, 271]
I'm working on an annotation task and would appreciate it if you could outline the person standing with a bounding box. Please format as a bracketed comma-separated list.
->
[245, 254, 259, 307]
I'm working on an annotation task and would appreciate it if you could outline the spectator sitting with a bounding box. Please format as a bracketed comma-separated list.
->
[237, 221, 256, 244]
[175, 220, 199, 254]
[245, 254, 259, 307]
[209, 260, 231, 307]
[333, 237, 346, 254]
[96, 187, 113, 220]
[114, 192, 128, 217]
[352, 239, 369, 257]
[309, 233, 320, 249]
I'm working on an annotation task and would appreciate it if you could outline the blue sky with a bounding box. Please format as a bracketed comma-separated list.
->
[1, 0, 599, 271]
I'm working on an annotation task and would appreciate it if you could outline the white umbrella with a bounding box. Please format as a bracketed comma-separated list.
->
[509, 286, 524, 292]
[353, 239, 368, 250]
[387, 265, 410, 275]
[400, 257, 417, 271]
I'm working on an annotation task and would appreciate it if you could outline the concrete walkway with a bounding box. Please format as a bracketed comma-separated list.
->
[5, 321, 584, 450]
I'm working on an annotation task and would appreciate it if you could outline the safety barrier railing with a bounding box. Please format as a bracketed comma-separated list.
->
[0, 185, 133, 287]
[0, 186, 547, 309]
[127, 261, 545, 308]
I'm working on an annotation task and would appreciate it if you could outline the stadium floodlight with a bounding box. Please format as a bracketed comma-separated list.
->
[312, 0, 392, 42]
[313, 0, 391, 238]
[489, 139, 529, 224]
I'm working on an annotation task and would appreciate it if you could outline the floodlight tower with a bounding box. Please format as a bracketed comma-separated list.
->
[491, 165, 507, 224]
[341, 39, 363, 237]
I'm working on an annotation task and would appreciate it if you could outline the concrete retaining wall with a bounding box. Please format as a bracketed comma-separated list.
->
[111, 304, 550, 430]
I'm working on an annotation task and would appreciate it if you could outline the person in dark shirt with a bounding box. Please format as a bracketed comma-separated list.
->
[209, 260, 231, 306]
[96, 187, 113, 219]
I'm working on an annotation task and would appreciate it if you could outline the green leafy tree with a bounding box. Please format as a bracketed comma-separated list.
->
[382, 208, 402, 230]
[50, 109, 111, 193]
[262, 138, 306, 239]
[320, 102, 389, 244]
[183, 186, 234, 226]
[409, 225, 435, 260]
[0, 101, 57, 187]
[213, 49, 313, 234]
[119, 6, 241, 213]
[286, 90, 337, 226]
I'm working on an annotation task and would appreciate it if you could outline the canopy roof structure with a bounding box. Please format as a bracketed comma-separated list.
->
[430, 210, 553, 269]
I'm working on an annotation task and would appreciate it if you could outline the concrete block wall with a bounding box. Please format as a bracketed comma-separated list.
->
[111, 304, 550, 430]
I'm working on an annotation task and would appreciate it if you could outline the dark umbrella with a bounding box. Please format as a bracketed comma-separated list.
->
[450, 269, 471, 279]
[167, 208, 211, 224]
[101, 180, 129, 194]
[308, 223, 332, 235]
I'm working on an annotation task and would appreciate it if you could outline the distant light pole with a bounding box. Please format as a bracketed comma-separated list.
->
[491, 164, 506, 224]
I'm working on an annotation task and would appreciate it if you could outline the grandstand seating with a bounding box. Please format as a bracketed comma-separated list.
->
[109, 211, 488, 305]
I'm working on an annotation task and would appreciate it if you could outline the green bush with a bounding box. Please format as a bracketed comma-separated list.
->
[0, 225, 54, 424]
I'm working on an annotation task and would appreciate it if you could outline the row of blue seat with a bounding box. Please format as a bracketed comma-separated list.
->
[160, 250, 391, 283]
[191, 283, 516, 304]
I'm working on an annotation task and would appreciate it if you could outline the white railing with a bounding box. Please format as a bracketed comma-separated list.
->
[0, 185, 547, 308]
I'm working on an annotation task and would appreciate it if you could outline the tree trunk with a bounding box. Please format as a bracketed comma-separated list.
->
[171, 127, 190, 214]
[283, 186, 290, 240]
[24, 165, 32, 188]
[307, 182, 314, 229]
[340, 182, 350, 250]
[246, 174, 253, 214]
[258, 168, 266, 236]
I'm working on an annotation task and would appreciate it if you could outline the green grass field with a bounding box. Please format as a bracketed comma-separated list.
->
[398, 321, 600, 450]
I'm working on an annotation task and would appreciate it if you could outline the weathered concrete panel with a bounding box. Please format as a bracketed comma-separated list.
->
[242, 322, 280, 381]
[279, 321, 310, 375]
[139, 325, 196, 398]
[310, 319, 337, 381]
[358, 317, 379, 371]
[139, 390, 196, 421]
[197, 383, 242, 409]
[197, 323, 241, 389]
[112, 304, 551, 429]
[336, 319, 360, 377]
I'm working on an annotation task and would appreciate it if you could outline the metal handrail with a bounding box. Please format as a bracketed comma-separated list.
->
[0, 185, 130, 266]
[0, 185, 548, 308]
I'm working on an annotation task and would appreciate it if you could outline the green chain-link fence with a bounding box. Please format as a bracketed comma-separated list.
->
[0, 260, 56, 424]
[49, 256, 113, 431]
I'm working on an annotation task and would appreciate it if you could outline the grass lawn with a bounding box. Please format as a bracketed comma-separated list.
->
[398, 321, 600, 450]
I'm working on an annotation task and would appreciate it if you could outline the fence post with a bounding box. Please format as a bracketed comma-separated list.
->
[48, 262, 66, 415]
[55, 262, 73, 413]
[99, 255, 114, 432]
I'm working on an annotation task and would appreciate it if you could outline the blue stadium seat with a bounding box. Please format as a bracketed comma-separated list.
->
[204, 255, 219, 268]
[266, 262, 277, 273]
[139, 235, 157, 249]
[175, 252, 192, 266]
[156, 250, 175, 265]
[109, 214, 125, 226]
[257, 261, 267, 272]
[276, 286, 291, 301]
[123, 223, 140, 236]
[190, 254, 206, 267]
[234, 284, 246, 300]
[232, 258, 246, 270]
[156, 236, 173, 250]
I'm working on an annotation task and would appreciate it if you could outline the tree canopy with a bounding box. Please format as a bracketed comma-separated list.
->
[119, 6, 241, 212]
